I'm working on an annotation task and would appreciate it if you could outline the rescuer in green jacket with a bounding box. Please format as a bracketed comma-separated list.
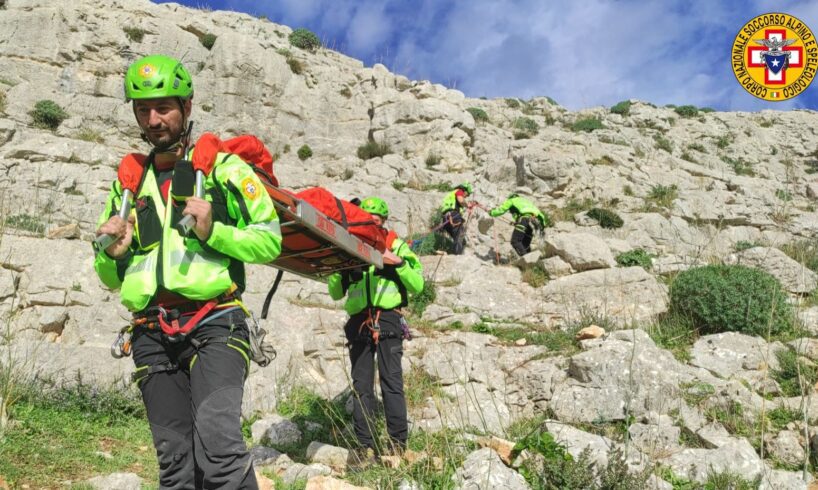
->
[439, 183, 474, 254]
[327, 197, 424, 459]
[93, 55, 281, 489]
[489, 193, 550, 256]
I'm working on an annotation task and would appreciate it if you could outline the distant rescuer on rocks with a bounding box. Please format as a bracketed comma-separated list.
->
[439, 182, 476, 255]
[489, 193, 550, 256]
[327, 197, 424, 460]
[93, 54, 281, 489]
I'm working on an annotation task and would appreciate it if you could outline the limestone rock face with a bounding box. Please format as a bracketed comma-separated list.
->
[4, 1, 818, 484]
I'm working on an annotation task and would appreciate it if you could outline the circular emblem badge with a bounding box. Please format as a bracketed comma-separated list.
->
[732, 13, 818, 101]
[138, 63, 156, 78]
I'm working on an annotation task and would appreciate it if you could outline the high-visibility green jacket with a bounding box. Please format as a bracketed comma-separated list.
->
[489, 196, 548, 227]
[327, 236, 424, 315]
[94, 150, 282, 312]
[440, 190, 464, 213]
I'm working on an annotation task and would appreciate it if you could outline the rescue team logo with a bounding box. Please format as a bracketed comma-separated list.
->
[138, 64, 156, 78]
[241, 177, 259, 200]
[732, 13, 818, 101]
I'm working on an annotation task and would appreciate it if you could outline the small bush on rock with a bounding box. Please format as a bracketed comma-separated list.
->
[289, 28, 321, 51]
[466, 107, 488, 122]
[610, 100, 631, 116]
[570, 117, 603, 132]
[297, 144, 312, 160]
[616, 249, 652, 269]
[586, 208, 623, 229]
[30, 100, 68, 130]
[357, 141, 391, 160]
[200, 33, 217, 50]
[674, 105, 699, 118]
[669, 265, 793, 337]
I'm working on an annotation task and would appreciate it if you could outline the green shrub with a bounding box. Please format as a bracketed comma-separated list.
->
[122, 27, 146, 43]
[200, 33, 217, 50]
[570, 117, 603, 132]
[687, 142, 706, 153]
[521, 264, 549, 288]
[669, 265, 794, 337]
[654, 134, 673, 153]
[616, 249, 652, 269]
[425, 153, 441, 168]
[610, 100, 631, 116]
[715, 134, 732, 149]
[289, 28, 321, 51]
[357, 141, 391, 160]
[775, 189, 792, 202]
[680, 151, 698, 163]
[408, 281, 437, 317]
[297, 144, 312, 160]
[647, 184, 678, 208]
[734, 240, 761, 252]
[699, 107, 715, 113]
[513, 117, 539, 138]
[408, 231, 450, 256]
[466, 107, 488, 122]
[721, 155, 754, 176]
[30, 100, 68, 130]
[0, 90, 6, 113]
[76, 128, 104, 143]
[5, 213, 45, 234]
[339, 86, 352, 98]
[513, 428, 596, 489]
[505, 98, 521, 109]
[586, 207, 623, 229]
[674, 105, 698, 118]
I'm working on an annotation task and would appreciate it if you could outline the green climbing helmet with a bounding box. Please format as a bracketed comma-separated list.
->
[360, 197, 389, 218]
[124, 55, 193, 101]
[457, 182, 473, 194]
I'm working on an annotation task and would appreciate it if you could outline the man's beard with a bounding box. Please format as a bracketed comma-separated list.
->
[146, 130, 183, 151]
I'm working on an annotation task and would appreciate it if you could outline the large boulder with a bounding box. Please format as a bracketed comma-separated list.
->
[452, 448, 530, 490]
[544, 232, 616, 271]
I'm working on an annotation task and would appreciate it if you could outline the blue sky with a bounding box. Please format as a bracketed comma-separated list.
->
[156, 0, 818, 112]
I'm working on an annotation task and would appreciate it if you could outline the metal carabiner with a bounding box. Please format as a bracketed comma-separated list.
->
[110, 326, 133, 359]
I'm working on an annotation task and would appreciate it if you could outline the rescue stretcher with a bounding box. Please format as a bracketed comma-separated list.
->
[265, 186, 384, 280]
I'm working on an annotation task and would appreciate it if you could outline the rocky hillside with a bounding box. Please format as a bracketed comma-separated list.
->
[2, 0, 818, 488]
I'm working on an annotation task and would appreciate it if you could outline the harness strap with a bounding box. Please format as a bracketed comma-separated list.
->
[132, 361, 178, 384]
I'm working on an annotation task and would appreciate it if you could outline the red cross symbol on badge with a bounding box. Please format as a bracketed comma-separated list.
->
[747, 29, 804, 84]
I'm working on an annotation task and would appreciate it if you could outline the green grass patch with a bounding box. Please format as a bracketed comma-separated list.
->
[425, 153, 442, 168]
[586, 207, 623, 229]
[357, 141, 392, 160]
[5, 213, 45, 234]
[466, 107, 488, 123]
[654, 134, 673, 153]
[548, 197, 595, 222]
[570, 117, 603, 133]
[520, 263, 549, 288]
[274, 386, 354, 458]
[646, 184, 678, 209]
[610, 100, 631, 116]
[779, 240, 818, 272]
[30, 100, 68, 130]
[616, 249, 652, 269]
[773, 348, 818, 397]
[645, 314, 698, 362]
[674, 105, 698, 118]
[0, 382, 155, 487]
[408, 281, 437, 317]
